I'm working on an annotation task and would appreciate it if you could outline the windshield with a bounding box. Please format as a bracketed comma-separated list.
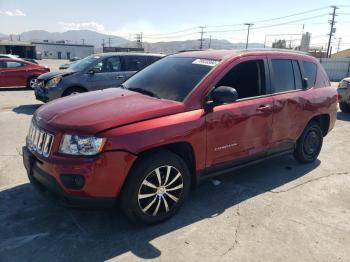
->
[69, 55, 100, 71]
[123, 57, 218, 102]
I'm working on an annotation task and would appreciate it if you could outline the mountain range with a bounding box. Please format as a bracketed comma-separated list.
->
[0, 30, 264, 54]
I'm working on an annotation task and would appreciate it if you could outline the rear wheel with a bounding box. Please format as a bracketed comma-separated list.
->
[120, 150, 191, 224]
[62, 87, 86, 97]
[27, 76, 38, 89]
[339, 102, 350, 113]
[294, 121, 323, 163]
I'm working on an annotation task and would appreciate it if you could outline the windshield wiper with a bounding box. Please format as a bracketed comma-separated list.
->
[128, 87, 160, 99]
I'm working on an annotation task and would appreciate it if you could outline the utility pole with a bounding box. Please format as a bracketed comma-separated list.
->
[135, 33, 143, 49]
[102, 39, 105, 52]
[244, 23, 253, 49]
[199, 26, 205, 49]
[140, 32, 143, 48]
[81, 38, 85, 45]
[336, 37, 342, 53]
[326, 5, 338, 58]
[108, 37, 111, 47]
[208, 35, 212, 49]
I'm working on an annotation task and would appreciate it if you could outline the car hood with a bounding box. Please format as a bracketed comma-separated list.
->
[37, 69, 77, 80]
[34, 88, 184, 134]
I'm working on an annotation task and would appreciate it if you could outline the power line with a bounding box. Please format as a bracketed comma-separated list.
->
[143, 31, 199, 39]
[206, 13, 329, 34]
[143, 27, 199, 37]
[137, 6, 330, 39]
[205, 6, 329, 29]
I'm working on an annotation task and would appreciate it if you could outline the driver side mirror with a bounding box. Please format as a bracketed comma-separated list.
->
[205, 86, 239, 112]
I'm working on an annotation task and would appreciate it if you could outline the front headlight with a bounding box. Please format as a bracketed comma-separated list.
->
[59, 134, 106, 156]
[45, 76, 62, 88]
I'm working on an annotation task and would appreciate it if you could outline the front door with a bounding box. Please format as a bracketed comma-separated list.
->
[86, 56, 124, 90]
[0, 60, 27, 87]
[205, 57, 273, 168]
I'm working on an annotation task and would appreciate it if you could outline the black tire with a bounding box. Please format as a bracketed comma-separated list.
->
[294, 121, 323, 163]
[339, 102, 350, 113]
[62, 87, 86, 97]
[120, 150, 191, 224]
[26, 76, 38, 89]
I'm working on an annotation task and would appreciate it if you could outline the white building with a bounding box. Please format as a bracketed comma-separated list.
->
[32, 42, 94, 60]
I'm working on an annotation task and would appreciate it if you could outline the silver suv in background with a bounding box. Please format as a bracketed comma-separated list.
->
[338, 77, 350, 112]
[34, 52, 164, 102]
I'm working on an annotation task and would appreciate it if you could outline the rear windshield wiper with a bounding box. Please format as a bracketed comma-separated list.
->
[128, 87, 160, 99]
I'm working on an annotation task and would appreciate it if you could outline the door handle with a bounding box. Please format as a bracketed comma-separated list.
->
[256, 105, 272, 112]
[116, 75, 125, 79]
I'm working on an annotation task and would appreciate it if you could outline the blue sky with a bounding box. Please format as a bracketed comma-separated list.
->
[1, 0, 350, 50]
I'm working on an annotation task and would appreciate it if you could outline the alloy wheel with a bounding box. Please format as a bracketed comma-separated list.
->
[29, 78, 37, 89]
[138, 165, 184, 217]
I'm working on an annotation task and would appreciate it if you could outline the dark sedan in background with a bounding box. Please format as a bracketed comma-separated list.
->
[34, 52, 164, 102]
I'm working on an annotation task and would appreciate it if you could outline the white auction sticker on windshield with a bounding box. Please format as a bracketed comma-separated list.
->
[192, 59, 219, 67]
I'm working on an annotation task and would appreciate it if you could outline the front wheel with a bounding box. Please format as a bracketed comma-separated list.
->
[294, 121, 323, 163]
[27, 76, 38, 89]
[120, 150, 191, 224]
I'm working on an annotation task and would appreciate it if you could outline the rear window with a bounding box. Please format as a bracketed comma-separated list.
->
[302, 61, 317, 87]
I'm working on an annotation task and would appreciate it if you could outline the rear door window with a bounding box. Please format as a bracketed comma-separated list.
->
[271, 59, 295, 92]
[123, 56, 149, 71]
[302, 61, 317, 87]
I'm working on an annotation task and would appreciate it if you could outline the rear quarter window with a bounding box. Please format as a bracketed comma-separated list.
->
[302, 61, 317, 87]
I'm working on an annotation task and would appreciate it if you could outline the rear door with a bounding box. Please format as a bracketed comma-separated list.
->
[268, 57, 306, 152]
[205, 56, 274, 168]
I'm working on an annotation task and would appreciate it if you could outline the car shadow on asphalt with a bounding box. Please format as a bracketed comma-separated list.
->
[0, 155, 320, 261]
[12, 104, 42, 115]
[0, 87, 29, 91]
[337, 111, 350, 121]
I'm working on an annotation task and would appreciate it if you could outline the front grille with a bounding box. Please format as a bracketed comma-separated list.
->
[27, 121, 54, 157]
[340, 80, 349, 88]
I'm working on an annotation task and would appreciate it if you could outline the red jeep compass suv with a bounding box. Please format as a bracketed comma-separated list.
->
[23, 49, 337, 224]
